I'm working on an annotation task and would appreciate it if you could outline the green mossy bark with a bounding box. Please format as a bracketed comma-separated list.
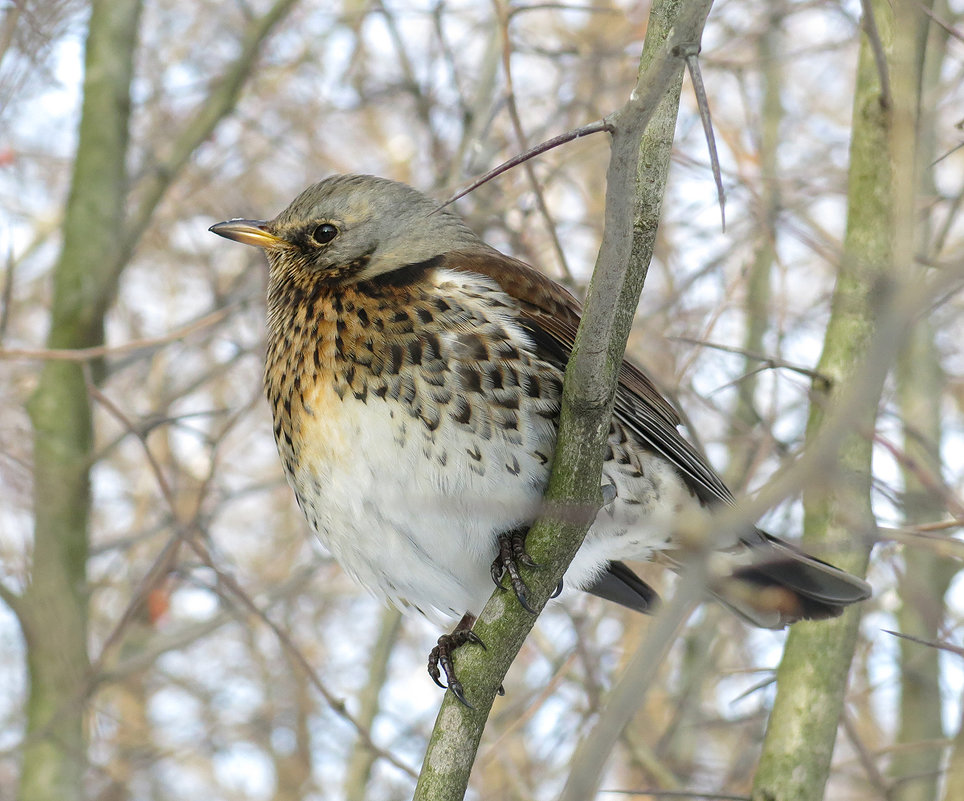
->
[413, 1, 714, 799]
[18, 3, 142, 801]
[752, 3, 906, 799]
[891, 2, 954, 798]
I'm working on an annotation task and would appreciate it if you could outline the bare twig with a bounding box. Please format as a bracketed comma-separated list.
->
[680, 47, 725, 230]
[842, 712, 893, 797]
[859, 0, 892, 108]
[0, 304, 237, 361]
[493, 0, 574, 280]
[437, 119, 613, 211]
[883, 629, 964, 659]
[671, 335, 829, 383]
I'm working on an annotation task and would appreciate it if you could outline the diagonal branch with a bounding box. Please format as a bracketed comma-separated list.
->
[412, 1, 715, 799]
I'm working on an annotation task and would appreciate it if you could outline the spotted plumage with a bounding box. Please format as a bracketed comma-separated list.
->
[210, 174, 871, 673]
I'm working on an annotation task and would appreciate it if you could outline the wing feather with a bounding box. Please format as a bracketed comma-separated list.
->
[446, 249, 733, 506]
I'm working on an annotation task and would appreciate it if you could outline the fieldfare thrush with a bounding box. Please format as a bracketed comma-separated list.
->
[210, 174, 871, 705]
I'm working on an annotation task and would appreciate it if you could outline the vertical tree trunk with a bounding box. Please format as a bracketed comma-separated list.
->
[892, 4, 955, 797]
[893, 324, 952, 801]
[725, 6, 782, 491]
[344, 607, 403, 801]
[18, 2, 142, 800]
[751, 1, 908, 798]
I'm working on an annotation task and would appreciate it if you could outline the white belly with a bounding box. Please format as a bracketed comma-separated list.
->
[287, 387, 552, 621]
[284, 389, 694, 623]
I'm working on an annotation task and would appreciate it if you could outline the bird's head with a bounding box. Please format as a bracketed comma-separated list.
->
[209, 174, 482, 284]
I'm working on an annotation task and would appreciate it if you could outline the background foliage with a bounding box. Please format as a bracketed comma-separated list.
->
[1, 1, 963, 799]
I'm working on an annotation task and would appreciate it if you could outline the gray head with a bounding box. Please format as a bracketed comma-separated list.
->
[209, 174, 484, 283]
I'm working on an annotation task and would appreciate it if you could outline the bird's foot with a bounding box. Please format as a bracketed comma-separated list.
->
[428, 619, 485, 708]
[490, 528, 538, 613]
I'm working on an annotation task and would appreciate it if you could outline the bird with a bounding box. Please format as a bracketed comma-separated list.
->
[209, 174, 871, 705]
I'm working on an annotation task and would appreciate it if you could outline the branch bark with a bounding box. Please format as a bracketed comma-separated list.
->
[14, 4, 299, 798]
[751, 2, 916, 798]
[892, 5, 956, 801]
[18, 3, 142, 800]
[412, 1, 714, 798]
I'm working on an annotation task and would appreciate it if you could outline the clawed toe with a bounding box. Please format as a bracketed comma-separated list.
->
[490, 528, 538, 613]
[427, 624, 485, 708]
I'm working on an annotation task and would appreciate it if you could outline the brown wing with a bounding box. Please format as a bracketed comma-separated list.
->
[445, 249, 872, 622]
[447, 249, 735, 507]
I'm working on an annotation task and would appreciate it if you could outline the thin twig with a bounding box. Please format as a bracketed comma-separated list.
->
[842, 712, 893, 798]
[670, 335, 829, 383]
[912, 0, 964, 44]
[494, 0, 574, 280]
[882, 629, 964, 659]
[680, 47, 725, 230]
[873, 432, 964, 518]
[859, 0, 892, 108]
[436, 119, 613, 212]
[0, 304, 236, 361]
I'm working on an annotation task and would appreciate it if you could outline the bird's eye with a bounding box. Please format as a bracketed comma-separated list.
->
[311, 223, 338, 245]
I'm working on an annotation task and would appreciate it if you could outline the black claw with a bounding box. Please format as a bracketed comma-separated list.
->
[428, 652, 447, 689]
[510, 528, 540, 569]
[497, 684, 506, 696]
[516, 588, 537, 614]
[550, 579, 564, 599]
[449, 680, 474, 709]
[490, 559, 506, 589]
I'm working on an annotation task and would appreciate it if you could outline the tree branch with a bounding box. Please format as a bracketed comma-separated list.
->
[752, 1, 918, 797]
[412, 2, 714, 799]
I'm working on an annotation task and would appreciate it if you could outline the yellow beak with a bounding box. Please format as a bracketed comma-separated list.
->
[208, 219, 285, 249]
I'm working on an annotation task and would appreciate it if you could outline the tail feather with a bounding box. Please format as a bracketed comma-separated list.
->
[584, 560, 660, 614]
[718, 531, 871, 628]
[578, 532, 870, 629]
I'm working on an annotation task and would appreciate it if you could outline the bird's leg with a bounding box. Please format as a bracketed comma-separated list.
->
[489, 485, 614, 611]
[428, 613, 485, 708]
[490, 527, 539, 613]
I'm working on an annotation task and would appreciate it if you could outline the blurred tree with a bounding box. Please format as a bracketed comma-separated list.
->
[0, 1, 962, 800]
[18, 4, 141, 799]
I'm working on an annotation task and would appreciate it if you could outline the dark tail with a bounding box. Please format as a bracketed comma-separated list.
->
[584, 560, 659, 614]
[717, 531, 872, 628]
[580, 533, 870, 629]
